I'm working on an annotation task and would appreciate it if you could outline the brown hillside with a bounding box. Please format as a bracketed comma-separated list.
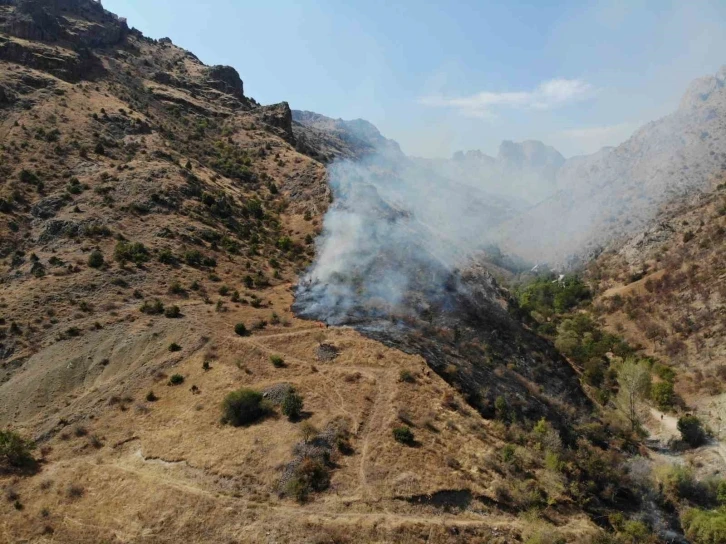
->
[0, 2, 605, 542]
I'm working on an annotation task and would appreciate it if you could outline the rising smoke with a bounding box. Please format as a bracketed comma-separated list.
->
[294, 149, 521, 325]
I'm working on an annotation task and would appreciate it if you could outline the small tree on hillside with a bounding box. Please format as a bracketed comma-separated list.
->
[616, 358, 651, 432]
[0, 430, 35, 470]
[678, 415, 707, 448]
[281, 389, 304, 421]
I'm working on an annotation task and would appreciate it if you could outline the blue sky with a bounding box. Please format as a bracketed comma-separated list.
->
[104, 0, 726, 158]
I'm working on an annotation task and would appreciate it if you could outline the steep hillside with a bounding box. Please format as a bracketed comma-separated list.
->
[0, 2, 612, 543]
[587, 178, 726, 422]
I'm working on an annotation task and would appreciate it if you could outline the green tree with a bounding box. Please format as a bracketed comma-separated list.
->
[281, 390, 304, 421]
[678, 415, 707, 448]
[651, 381, 675, 410]
[616, 359, 651, 432]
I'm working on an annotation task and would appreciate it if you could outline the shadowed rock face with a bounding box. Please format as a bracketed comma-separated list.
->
[292, 109, 403, 162]
[206, 65, 244, 99]
[2, 0, 127, 45]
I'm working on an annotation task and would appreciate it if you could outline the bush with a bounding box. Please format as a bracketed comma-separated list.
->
[164, 305, 181, 318]
[234, 323, 248, 336]
[114, 241, 149, 265]
[285, 457, 330, 502]
[270, 355, 285, 368]
[651, 381, 675, 409]
[399, 370, 416, 383]
[681, 508, 726, 544]
[221, 388, 269, 426]
[146, 391, 158, 402]
[19, 169, 40, 185]
[158, 249, 176, 264]
[281, 390, 304, 420]
[717, 480, 726, 506]
[678, 415, 707, 448]
[183, 249, 203, 266]
[658, 465, 699, 503]
[392, 426, 415, 445]
[0, 430, 35, 470]
[87, 250, 104, 268]
[168, 343, 181, 352]
[168, 374, 184, 386]
[140, 299, 164, 315]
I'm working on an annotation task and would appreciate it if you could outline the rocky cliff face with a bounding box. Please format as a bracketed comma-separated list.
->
[292, 109, 402, 162]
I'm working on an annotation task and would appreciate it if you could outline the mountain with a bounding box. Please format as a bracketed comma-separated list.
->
[421, 140, 565, 206]
[497, 67, 726, 265]
[3, 2, 725, 543]
[0, 2, 607, 543]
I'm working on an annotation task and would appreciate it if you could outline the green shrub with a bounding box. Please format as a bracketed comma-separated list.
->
[392, 426, 415, 445]
[501, 443, 516, 463]
[168, 343, 181, 352]
[168, 374, 184, 386]
[158, 249, 176, 264]
[87, 250, 104, 268]
[658, 465, 699, 503]
[164, 305, 181, 318]
[277, 236, 293, 251]
[678, 415, 707, 448]
[681, 508, 726, 544]
[19, 169, 40, 185]
[651, 381, 675, 409]
[114, 241, 149, 264]
[270, 355, 285, 368]
[183, 249, 203, 266]
[234, 323, 248, 336]
[285, 456, 330, 502]
[0, 430, 35, 470]
[717, 480, 726, 506]
[399, 370, 416, 383]
[221, 388, 269, 426]
[140, 299, 164, 315]
[281, 390, 304, 421]
[146, 391, 158, 402]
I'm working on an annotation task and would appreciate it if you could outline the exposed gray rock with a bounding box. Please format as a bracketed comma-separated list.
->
[31, 194, 66, 218]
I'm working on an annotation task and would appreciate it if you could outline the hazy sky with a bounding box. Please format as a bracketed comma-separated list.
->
[104, 0, 726, 158]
